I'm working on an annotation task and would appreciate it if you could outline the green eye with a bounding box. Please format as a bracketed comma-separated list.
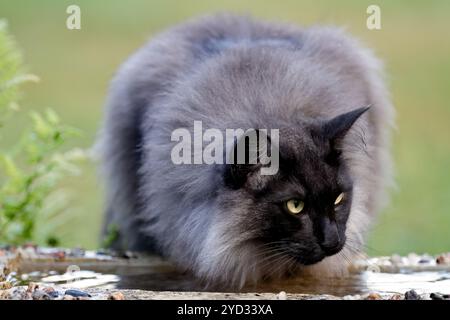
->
[285, 199, 305, 215]
[334, 192, 345, 205]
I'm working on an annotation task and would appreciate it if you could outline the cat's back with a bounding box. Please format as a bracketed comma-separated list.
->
[111, 14, 305, 100]
[113, 13, 389, 123]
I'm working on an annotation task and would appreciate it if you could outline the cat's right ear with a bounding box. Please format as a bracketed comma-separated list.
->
[319, 107, 370, 142]
[312, 106, 370, 164]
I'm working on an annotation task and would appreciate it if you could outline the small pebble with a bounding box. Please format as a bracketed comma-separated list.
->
[342, 295, 354, 300]
[27, 282, 38, 293]
[365, 292, 382, 300]
[108, 292, 125, 300]
[52, 251, 65, 260]
[70, 248, 85, 258]
[0, 291, 8, 300]
[436, 254, 450, 265]
[32, 289, 51, 300]
[28, 271, 41, 277]
[43, 287, 59, 298]
[0, 281, 12, 290]
[407, 253, 421, 265]
[23, 243, 37, 250]
[64, 289, 91, 298]
[404, 290, 421, 300]
[430, 293, 445, 300]
[20, 274, 29, 281]
[390, 254, 402, 265]
[390, 294, 403, 300]
[277, 291, 287, 300]
[96, 249, 110, 256]
[9, 287, 27, 300]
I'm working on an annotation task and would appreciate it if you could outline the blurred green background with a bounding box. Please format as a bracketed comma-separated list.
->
[1, 0, 449, 255]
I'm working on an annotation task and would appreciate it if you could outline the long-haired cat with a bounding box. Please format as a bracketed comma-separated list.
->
[97, 14, 394, 288]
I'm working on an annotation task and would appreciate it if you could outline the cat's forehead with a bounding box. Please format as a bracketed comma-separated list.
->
[278, 127, 322, 159]
[278, 129, 338, 190]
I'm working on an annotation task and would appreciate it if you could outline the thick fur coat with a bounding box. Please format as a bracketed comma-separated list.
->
[97, 14, 394, 288]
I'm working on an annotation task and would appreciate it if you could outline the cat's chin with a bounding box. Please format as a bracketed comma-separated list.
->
[288, 245, 346, 266]
[291, 254, 326, 266]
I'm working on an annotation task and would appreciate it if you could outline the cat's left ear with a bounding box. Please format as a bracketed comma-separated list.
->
[223, 129, 270, 190]
[313, 106, 370, 161]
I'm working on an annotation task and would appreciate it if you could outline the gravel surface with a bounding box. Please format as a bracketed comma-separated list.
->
[2, 246, 450, 300]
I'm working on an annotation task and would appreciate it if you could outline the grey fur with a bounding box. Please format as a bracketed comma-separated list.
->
[97, 14, 394, 287]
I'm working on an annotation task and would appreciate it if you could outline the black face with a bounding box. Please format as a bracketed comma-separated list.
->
[224, 107, 368, 266]
[249, 143, 353, 265]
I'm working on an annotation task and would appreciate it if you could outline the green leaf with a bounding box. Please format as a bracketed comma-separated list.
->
[0, 21, 83, 246]
[30, 111, 52, 139]
[0, 155, 21, 179]
[45, 108, 60, 125]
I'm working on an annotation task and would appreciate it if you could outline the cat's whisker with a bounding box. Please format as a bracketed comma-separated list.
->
[265, 252, 293, 278]
[256, 248, 289, 267]
[345, 236, 378, 256]
[248, 245, 286, 269]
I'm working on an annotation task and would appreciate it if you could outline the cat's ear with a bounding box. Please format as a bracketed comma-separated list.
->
[223, 129, 268, 189]
[314, 106, 370, 163]
[320, 107, 370, 141]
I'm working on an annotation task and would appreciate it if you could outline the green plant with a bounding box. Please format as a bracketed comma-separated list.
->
[0, 20, 84, 246]
[102, 223, 119, 248]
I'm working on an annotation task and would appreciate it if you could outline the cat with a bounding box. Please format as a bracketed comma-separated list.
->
[97, 13, 394, 288]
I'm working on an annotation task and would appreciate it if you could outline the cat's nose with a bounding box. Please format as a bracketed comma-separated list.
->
[319, 219, 343, 254]
[321, 241, 342, 254]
